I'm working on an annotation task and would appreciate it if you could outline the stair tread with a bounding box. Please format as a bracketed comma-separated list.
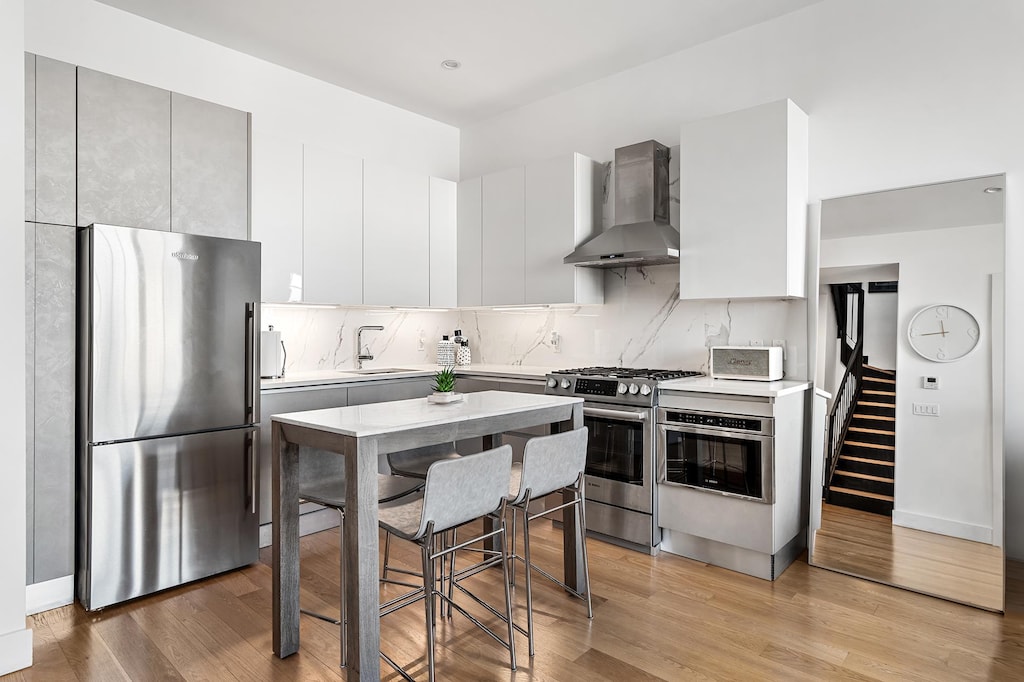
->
[858, 401, 896, 408]
[839, 455, 894, 467]
[853, 414, 895, 422]
[863, 389, 896, 396]
[863, 377, 896, 385]
[844, 440, 895, 451]
[848, 426, 896, 436]
[829, 486, 894, 502]
[863, 365, 896, 375]
[834, 470, 894, 483]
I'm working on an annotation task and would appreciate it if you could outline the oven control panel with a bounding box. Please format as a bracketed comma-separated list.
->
[574, 378, 620, 397]
[664, 411, 762, 431]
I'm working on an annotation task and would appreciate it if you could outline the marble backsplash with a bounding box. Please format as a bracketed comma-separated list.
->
[265, 266, 804, 377]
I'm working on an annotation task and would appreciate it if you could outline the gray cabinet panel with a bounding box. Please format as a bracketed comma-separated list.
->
[347, 379, 433, 406]
[259, 386, 349, 524]
[25, 223, 35, 582]
[171, 93, 250, 239]
[25, 55, 34, 222]
[31, 223, 77, 582]
[35, 56, 76, 226]
[77, 68, 171, 230]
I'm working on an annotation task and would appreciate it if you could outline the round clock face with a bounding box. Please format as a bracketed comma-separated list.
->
[907, 304, 980, 362]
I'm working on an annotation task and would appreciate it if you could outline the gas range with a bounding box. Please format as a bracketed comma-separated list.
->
[545, 367, 703, 407]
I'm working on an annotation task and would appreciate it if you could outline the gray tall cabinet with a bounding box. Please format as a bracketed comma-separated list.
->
[24, 53, 251, 589]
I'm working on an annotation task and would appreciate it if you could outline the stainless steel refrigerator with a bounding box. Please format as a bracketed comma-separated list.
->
[77, 223, 261, 611]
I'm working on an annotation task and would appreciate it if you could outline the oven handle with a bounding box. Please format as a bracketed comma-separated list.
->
[583, 406, 648, 422]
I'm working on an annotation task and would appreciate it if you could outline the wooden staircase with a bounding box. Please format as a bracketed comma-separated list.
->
[826, 365, 895, 516]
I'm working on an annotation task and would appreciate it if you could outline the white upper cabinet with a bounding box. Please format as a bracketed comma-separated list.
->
[481, 167, 526, 305]
[524, 153, 603, 305]
[429, 177, 458, 308]
[363, 161, 430, 306]
[457, 177, 482, 307]
[679, 98, 808, 300]
[303, 146, 362, 305]
[251, 131, 302, 303]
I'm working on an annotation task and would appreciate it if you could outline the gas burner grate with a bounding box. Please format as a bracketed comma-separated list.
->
[551, 367, 703, 380]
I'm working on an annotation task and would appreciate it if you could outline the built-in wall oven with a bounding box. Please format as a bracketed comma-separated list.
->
[545, 367, 703, 554]
[658, 408, 774, 503]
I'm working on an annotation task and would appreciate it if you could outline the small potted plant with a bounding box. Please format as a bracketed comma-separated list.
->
[428, 366, 462, 403]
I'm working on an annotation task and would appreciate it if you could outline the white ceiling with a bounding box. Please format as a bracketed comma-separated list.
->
[98, 0, 821, 126]
[820, 175, 1006, 240]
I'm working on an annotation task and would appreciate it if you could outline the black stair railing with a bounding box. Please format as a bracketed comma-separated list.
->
[825, 337, 864, 493]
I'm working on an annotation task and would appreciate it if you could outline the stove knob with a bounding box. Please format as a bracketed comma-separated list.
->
[547, 377, 557, 388]
[629, 383, 639, 395]
[640, 384, 652, 396]
[560, 379, 571, 389]
[617, 382, 628, 394]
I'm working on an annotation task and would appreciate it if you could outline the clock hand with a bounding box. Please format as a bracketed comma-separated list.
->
[940, 320, 948, 337]
[919, 331, 947, 336]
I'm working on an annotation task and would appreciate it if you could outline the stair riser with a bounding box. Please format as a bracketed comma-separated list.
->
[827, 490, 893, 516]
[841, 444, 895, 463]
[856, 403, 896, 417]
[844, 430, 895, 447]
[850, 416, 894, 430]
[862, 367, 896, 380]
[860, 391, 896, 405]
[831, 473, 894, 497]
[862, 378, 896, 390]
[838, 458, 894, 477]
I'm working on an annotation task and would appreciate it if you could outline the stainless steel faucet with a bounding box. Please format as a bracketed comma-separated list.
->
[356, 325, 384, 369]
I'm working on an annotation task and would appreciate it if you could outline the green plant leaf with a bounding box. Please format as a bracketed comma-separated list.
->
[433, 366, 457, 393]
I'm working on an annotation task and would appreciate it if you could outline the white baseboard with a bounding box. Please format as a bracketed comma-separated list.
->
[259, 508, 341, 548]
[893, 510, 993, 544]
[26, 575, 74, 616]
[0, 627, 32, 676]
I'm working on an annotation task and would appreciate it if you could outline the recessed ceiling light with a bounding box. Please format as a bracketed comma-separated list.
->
[984, 187, 1003, 193]
[440, 59, 461, 70]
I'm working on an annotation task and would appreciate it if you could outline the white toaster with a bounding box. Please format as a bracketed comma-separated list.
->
[710, 346, 784, 381]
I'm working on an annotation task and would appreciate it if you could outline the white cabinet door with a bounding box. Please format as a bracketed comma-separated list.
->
[679, 98, 808, 300]
[363, 161, 429, 306]
[481, 167, 525, 305]
[429, 177, 457, 308]
[251, 131, 302, 303]
[457, 177, 482, 307]
[524, 153, 603, 305]
[304, 146, 362, 305]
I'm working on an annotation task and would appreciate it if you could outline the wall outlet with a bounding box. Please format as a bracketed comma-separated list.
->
[913, 402, 940, 416]
[550, 330, 561, 353]
[418, 330, 425, 351]
[772, 339, 785, 349]
[750, 339, 763, 346]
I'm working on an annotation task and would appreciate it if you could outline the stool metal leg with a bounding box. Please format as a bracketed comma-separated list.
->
[421, 524, 437, 682]
[499, 519, 518, 672]
[521, 497, 537, 656]
[576, 476, 594, 619]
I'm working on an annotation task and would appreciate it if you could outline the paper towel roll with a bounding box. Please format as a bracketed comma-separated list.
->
[261, 329, 285, 378]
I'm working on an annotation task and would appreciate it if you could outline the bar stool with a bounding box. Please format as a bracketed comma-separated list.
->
[506, 427, 593, 656]
[378, 444, 516, 682]
[383, 442, 462, 585]
[297, 456, 424, 669]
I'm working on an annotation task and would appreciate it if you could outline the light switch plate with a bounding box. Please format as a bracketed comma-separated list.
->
[913, 402, 940, 416]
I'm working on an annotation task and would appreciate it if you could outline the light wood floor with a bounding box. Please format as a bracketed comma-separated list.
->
[8, 519, 1024, 681]
[813, 503, 1004, 612]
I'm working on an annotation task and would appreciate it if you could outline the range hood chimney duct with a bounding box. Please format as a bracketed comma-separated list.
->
[564, 140, 679, 268]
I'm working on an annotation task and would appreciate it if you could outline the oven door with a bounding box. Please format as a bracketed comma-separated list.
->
[582, 403, 654, 514]
[658, 424, 774, 503]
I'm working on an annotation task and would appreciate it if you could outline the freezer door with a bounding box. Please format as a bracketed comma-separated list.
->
[84, 224, 260, 442]
[78, 428, 258, 611]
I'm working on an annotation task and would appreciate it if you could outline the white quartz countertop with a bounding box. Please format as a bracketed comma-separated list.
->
[658, 375, 811, 398]
[261, 364, 555, 390]
[272, 390, 582, 437]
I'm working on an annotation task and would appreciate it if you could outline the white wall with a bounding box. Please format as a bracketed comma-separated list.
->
[0, 0, 32, 675]
[821, 224, 1002, 543]
[862, 286, 898, 370]
[461, 0, 1024, 558]
[25, 0, 459, 179]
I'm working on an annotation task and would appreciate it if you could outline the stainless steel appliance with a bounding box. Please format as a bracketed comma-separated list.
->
[658, 408, 774, 503]
[77, 223, 261, 611]
[563, 140, 680, 268]
[544, 367, 702, 553]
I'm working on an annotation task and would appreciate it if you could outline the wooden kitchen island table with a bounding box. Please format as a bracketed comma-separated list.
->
[271, 390, 584, 680]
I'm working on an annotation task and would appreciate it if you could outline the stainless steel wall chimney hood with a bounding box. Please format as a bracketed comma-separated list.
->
[564, 140, 679, 268]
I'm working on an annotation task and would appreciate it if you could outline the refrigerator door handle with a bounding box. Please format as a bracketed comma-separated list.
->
[247, 429, 257, 514]
[245, 301, 258, 424]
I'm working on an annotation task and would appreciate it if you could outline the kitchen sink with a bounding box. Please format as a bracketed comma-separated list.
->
[339, 367, 420, 375]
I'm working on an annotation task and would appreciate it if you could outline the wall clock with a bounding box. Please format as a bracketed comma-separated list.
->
[907, 304, 980, 362]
